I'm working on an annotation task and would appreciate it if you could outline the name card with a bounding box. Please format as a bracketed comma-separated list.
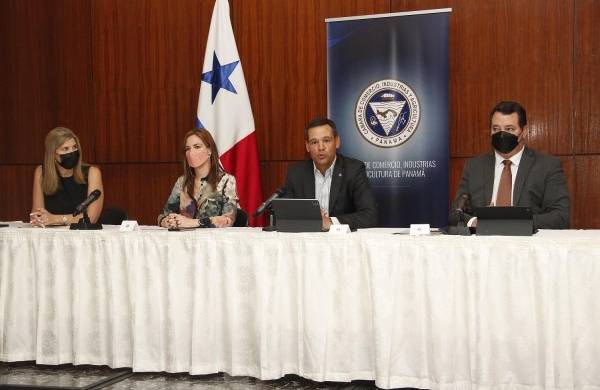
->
[409, 224, 430, 236]
[329, 224, 351, 234]
[119, 220, 140, 232]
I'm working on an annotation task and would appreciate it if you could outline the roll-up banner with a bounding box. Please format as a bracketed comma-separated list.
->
[327, 9, 451, 227]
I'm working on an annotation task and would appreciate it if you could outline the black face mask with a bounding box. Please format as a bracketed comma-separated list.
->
[491, 131, 519, 154]
[58, 150, 80, 169]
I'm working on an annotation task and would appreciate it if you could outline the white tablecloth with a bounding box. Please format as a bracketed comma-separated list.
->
[1, 226, 600, 390]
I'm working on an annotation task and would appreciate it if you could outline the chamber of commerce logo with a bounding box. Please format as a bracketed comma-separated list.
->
[355, 79, 420, 147]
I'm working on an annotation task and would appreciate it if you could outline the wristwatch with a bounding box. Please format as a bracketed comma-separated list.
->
[62, 215, 68, 225]
[198, 217, 215, 228]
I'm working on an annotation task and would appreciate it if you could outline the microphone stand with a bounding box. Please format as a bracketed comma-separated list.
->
[70, 209, 103, 230]
[261, 205, 277, 232]
[447, 209, 470, 236]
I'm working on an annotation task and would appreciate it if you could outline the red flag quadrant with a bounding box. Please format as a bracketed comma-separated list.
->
[219, 132, 263, 226]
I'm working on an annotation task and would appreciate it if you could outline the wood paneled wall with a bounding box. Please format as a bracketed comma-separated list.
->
[1, 0, 598, 227]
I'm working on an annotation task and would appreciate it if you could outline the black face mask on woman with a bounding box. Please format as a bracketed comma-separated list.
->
[491, 131, 519, 154]
[58, 150, 80, 169]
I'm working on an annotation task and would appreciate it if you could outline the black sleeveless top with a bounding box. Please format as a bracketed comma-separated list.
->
[44, 165, 90, 215]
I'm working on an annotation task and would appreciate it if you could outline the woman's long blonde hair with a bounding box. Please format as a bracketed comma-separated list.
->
[42, 127, 86, 195]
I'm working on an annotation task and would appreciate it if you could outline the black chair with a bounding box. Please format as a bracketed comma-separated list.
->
[233, 208, 248, 227]
[98, 207, 128, 225]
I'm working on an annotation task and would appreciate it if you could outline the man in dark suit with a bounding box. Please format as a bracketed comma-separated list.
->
[450, 101, 570, 230]
[284, 118, 377, 230]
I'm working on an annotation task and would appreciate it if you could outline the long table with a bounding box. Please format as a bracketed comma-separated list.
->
[1, 226, 600, 390]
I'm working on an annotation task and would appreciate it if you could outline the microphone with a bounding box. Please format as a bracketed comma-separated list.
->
[449, 193, 469, 226]
[73, 189, 102, 216]
[253, 187, 287, 217]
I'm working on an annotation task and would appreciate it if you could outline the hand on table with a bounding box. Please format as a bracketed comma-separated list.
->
[30, 208, 56, 228]
[321, 208, 332, 231]
[162, 214, 199, 229]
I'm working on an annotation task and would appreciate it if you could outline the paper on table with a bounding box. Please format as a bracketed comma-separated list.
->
[1, 221, 29, 228]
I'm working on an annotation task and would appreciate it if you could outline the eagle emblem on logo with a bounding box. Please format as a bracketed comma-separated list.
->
[355, 79, 420, 147]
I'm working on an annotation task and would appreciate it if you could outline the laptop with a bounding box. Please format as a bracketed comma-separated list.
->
[475, 206, 534, 236]
[271, 199, 322, 232]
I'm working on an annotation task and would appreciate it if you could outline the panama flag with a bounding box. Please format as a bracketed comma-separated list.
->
[197, 0, 263, 226]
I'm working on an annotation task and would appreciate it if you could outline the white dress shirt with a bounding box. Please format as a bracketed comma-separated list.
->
[314, 157, 339, 225]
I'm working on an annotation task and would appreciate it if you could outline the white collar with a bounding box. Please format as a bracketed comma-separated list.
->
[494, 146, 525, 168]
[313, 156, 337, 177]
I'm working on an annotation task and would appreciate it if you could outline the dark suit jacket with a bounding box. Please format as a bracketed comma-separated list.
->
[450, 147, 570, 229]
[284, 154, 378, 230]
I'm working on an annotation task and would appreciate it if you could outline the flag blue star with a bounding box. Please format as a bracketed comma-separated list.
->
[201, 52, 239, 103]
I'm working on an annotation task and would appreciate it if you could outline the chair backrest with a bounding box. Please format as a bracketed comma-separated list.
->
[99, 207, 128, 225]
[233, 208, 248, 227]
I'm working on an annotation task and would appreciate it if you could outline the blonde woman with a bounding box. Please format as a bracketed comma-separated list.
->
[30, 127, 104, 227]
[158, 128, 238, 229]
